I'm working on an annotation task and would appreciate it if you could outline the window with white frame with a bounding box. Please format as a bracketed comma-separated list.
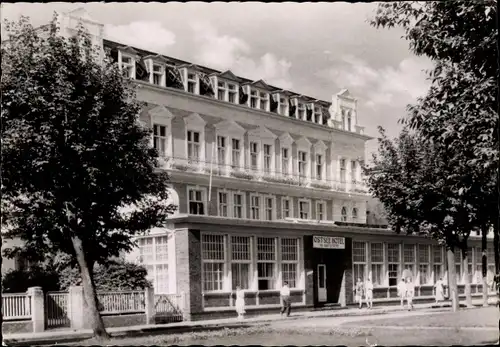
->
[250, 142, 259, 170]
[298, 151, 307, 177]
[432, 245, 444, 283]
[281, 148, 290, 176]
[279, 97, 288, 116]
[352, 208, 358, 222]
[347, 111, 352, 131]
[120, 55, 134, 78]
[187, 72, 197, 93]
[264, 196, 274, 221]
[474, 247, 482, 284]
[351, 160, 357, 184]
[263, 144, 272, 174]
[139, 236, 169, 293]
[314, 106, 322, 124]
[250, 90, 258, 108]
[341, 206, 347, 222]
[418, 245, 430, 285]
[282, 197, 292, 219]
[188, 188, 205, 215]
[217, 81, 226, 100]
[316, 201, 326, 221]
[316, 154, 323, 180]
[455, 250, 463, 283]
[257, 237, 276, 290]
[153, 124, 167, 157]
[231, 236, 252, 290]
[467, 247, 473, 283]
[259, 92, 269, 111]
[340, 159, 346, 183]
[297, 102, 306, 119]
[352, 241, 366, 282]
[187, 130, 201, 163]
[233, 193, 244, 219]
[281, 238, 299, 288]
[218, 191, 228, 217]
[371, 243, 384, 286]
[201, 234, 225, 292]
[403, 244, 415, 276]
[217, 136, 226, 166]
[250, 195, 261, 220]
[228, 84, 237, 103]
[231, 139, 241, 168]
[388, 243, 400, 286]
[299, 200, 310, 219]
[152, 63, 164, 86]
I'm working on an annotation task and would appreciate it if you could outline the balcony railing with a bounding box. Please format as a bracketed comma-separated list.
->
[159, 156, 369, 194]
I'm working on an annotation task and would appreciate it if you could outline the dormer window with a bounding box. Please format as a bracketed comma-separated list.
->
[250, 90, 258, 108]
[347, 110, 352, 131]
[120, 55, 134, 78]
[228, 84, 237, 103]
[279, 97, 288, 116]
[248, 89, 269, 111]
[297, 102, 306, 120]
[314, 106, 322, 124]
[187, 73, 197, 94]
[152, 64, 164, 86]
[259, 92, 269, 111]
[216, 80, 238, 103]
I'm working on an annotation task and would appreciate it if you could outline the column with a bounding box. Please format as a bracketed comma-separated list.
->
[68, 285, 87, 330]
[339, 273, 346, 307]
[144, 287, 155, 325]
[28, 286, 44, 333]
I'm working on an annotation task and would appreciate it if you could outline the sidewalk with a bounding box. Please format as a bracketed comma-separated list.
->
[3, 297, 497, 345]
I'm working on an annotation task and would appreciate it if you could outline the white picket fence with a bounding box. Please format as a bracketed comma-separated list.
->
[97, 290, 146, 314]
[2, 293, 32, 320]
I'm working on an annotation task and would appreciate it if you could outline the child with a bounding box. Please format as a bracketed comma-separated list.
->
[397, 278, 406, 308]
[406, 277, 415, 310]
[365, 278, 374, 309]
[355, 278, 365, 309]
[235, 286, 246, 319]
[434, 277, 445, 304]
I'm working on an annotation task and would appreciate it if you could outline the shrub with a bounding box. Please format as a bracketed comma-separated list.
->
[2, 264, 60, 293]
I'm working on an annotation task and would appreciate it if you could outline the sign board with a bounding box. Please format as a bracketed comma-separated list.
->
[313, 236, 345, 249]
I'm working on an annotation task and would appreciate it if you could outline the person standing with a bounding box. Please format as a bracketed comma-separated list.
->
[397, 278, 407, 308]
[355, 277, 365, 309]
[280, 281, 291, 317]
[365, 278, 374, 309]
[406, 277, 415, 310]
[434, 277, 445, 304]
[235, 286, 246, 319]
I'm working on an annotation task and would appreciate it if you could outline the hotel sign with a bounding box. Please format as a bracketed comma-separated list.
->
[313, 236, 345, 249]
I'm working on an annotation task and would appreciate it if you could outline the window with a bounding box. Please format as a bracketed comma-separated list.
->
[455, 251, 462, 283]
[250, 142, 259, 170]
[251, 195, 260, 220]
[120, 55, 134, 78]
[432, 246, 444, 283]
[153, 124, 167, 157]
[218, 191, 228, 217]
[314, 106, 322, 124]
[371, 243, 384, 286]
[341, 109, 346, 130]
[217, 136, 226, 166]
[249, 90, 269, 111]
[233, 193, 244, 218]
[260, 92, 269, 111]
[282, 197, 292, 219]
[187, 130, 201, 163]
[265, 197, 274, 221]
[187, 72, 197, 93]
[298, 151, 307, 177]
[403, 244, 415, 276]
[257, 237, 276, 290]
[341, 207, 347, 222]
[388, 243, 400, 286]
[316, 201, 326, 221]
[299, 200, 310, 219]
[467, 247, 473, 283]
[217, 81, 226, 100]
[474, 247, 482, 284]
[281, 238, 299, 288]
[340, 159, 346, 183]
[352, 208, 358, 222]
[279, 97, 288, 116]
[297, 102, 305, 119]
[139, 236, 169, 293]
[231, 236, 252, 290]
[188, 188, 205, 215]
[281, 148, 290, 175]
[316, 154, 323, 180]
[263, 144, 272, 173]
[353, 241, 367, 282]
[202, 234, 225, 292]
[250, 91, 258, 108]
[231, 139, 241, 168]
[351, 160, 357, 184]
[418, 245, 430, 285]
[152, 64, 163, 86]
[347, 111, 352, 131]
[228, 84, 237, 103]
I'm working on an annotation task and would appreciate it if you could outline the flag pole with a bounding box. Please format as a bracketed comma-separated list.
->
[208, 139, 215, 203]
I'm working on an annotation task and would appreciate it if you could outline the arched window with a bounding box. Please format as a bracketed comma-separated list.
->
[341, 206, 347, 222]
[352, 207, 358, 221]
[347, 111, 352, 131]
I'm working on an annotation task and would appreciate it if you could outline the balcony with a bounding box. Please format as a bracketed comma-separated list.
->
[159, 156, 369, 195]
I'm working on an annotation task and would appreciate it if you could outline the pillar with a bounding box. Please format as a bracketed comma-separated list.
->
[68, 285, 88, 330]
[28, 286, 44, 333]
[339, 272, 346, 307]
[144, 287, 155, 325]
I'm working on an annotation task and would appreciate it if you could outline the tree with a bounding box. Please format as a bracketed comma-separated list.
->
[369, 0, 498, 310]
[1, 15, 176, 340]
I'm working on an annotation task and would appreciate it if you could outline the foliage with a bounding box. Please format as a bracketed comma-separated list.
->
[230, 170, 255, 180]
[1, 265, 60, 293]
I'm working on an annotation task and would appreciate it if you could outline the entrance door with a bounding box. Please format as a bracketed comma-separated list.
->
[317, 264, 327, 303]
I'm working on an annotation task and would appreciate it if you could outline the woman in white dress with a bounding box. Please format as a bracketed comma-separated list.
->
[235, 286, 246, 319]
[405, 277, 415, 310]
[434, 277, 445, 304]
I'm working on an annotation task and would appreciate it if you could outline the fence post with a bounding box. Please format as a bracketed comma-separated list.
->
[144, 287, 155, 325]
[27, 286, 44, 333]
[68, 286, 87, 330]
[181, 292, 190, 321]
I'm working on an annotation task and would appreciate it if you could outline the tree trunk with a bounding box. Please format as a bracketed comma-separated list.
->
[446, 248, 460, 312]
[71, 235, 110, 340]
[462, 249, 473, 308]
[482, 226, 489, 306]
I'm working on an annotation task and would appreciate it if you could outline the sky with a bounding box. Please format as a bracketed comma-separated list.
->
[1, 2, 434, 159]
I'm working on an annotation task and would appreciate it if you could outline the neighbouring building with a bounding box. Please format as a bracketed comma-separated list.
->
[1, 8, 496, 321]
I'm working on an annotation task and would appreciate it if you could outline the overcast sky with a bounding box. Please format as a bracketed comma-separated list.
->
[1, 2, 434, 158]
